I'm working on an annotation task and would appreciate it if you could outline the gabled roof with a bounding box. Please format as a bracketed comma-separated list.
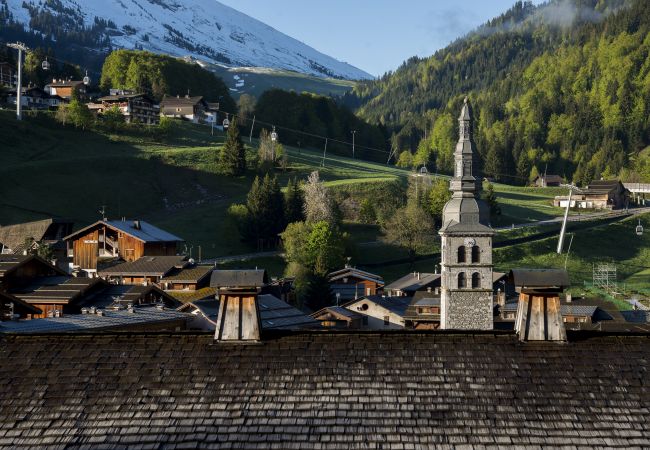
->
[160, 95, 206, 107]
[97, 93, 154, 103]
[384, 272, 440, 293]
[161, 265, 213, 283]
[64, 220, 183, 244]
[0, 254, 67, 279]
[98, 255, 188, 277]
[344, 295, 413, 317]
[210, 269, 268, 289]
[327, 267, 384, 285]
[79, 284, 181, 309]
[535, 174, 563, 183]
[0, 290, 42, 316]
[312, 306, 363, 322]
[0, 218, 70, 251]
[47, 80, 84, 88]
[11, 276, 105, 305]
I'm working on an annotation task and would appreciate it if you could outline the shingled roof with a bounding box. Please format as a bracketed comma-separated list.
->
[65, 220, 183, 244]
[0, 331, 649, 448]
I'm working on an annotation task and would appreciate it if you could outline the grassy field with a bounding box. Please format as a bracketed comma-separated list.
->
[207, 65, 356, 99]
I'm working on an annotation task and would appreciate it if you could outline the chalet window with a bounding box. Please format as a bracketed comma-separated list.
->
[471, 272, 480, 289]
[471, 246, 480, 263]
[457, 246, 466, 263]
[458, 272, 467, 289]
[383, 316, 390, 326]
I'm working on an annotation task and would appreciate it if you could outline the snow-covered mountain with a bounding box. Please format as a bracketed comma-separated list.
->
[4, 0, 372, 80]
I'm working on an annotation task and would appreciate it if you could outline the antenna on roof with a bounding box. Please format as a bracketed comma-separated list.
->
[99, 205, 107, 221]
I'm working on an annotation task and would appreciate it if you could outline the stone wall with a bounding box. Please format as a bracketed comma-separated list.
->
[441, 289, 493, 330]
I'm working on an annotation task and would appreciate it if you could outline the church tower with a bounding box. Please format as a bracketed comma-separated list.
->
[439, 97, 494, 330]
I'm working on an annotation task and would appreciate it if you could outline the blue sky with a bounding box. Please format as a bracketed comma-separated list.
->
[218, 0, 544, 77]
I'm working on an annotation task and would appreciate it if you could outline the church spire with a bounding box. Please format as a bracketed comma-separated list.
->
[450, 97, 479, 196]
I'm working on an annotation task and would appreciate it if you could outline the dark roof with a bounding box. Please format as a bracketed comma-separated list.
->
[78, 284, 181, 309]
[180, 294, 319, 330]
[98, 255, 188, 277]
[0, 307, 189, 334]
[502, 302, 599, 317]
[327, 267, 384, 285]
[97, 93, 153, 103]
[64, 220, 183, 243]
[0, 254, 67, 279]
[536, 174, 563, 183]
[0, 290, 41, 316]
[167, 287, 217, 304]
[311, 305, 363, 321]
[11, 276, 103, 305]
[210, 269, 268, 289]
[47, 80, 84, 88]
[384, 272, 440, 293]
[587, 179, 625, 191]
[160, 265, 213, 283]
[160, 95, 205, 107]
[2, 332, 650, 447]
[509, 269, 570, 292]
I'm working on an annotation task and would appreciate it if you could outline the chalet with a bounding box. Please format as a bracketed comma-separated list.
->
[210, 269, 268, 290]
[160, 95, 208, 123]
[98, 255, 189, 286]
[0, 254, 66, 291]
[160, 264, 213, 291]
[403, 293, 441, 329]
[9, 276, 106, 319]
[6, 86, 52, 110]
[0, 291, 41, 321]
[342, 295, 412, 329]
[533, 174, 563, 187]
[553, 180, 630, 209]
[384, 272, 440, 297]
[500, 300, 599, 325]
[0, 61, 14, 86]
[79, 284, 181, 310]
[326, 266, 384, 301]
[44, 79, 87, 100]
[311, 305, 365, 328]
[64, 219, 184, 274]
[90, 93, 159, 124]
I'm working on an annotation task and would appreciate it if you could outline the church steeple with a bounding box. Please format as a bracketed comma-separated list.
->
[450, 97, 480, 197]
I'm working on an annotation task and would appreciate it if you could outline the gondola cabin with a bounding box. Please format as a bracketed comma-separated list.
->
[64, 220, 184, 275]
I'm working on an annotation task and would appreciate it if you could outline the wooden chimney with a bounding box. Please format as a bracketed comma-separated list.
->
[509, 269, 570, 342]
[211, 270, 268, 343]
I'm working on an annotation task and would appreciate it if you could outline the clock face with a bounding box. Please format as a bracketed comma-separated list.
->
[464, 238, 476, 247]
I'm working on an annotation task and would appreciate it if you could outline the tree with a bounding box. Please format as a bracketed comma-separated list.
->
[218, 118, 246, 176]
[244, 174, 285, 249]
[428, 178, 452, 225]
[302, 274, 335, 312]
[284, 178, 304, 224]
[396, 150, 414, 168]
[303, 171, 335, 224]
[102, 105, 125, 131]
[257, 128, 284, 172]
[237, 94, 256, 120]
[57, 93, 93, 129]
[281, 220, 346, 276]
[358, 199, 377, 224]
[382, 203, 435, 264]
[482, 181, 501, 219]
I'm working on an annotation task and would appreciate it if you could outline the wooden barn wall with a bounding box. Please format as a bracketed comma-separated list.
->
[117, 235, 144, 262]
[144, 242, 177, 257]
[73, 230, 99, 270]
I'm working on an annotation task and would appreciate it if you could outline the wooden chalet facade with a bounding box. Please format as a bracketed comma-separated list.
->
[311, 306, 364, 328]
[553, 180, 630, 210]
[90, 93, 159, 124]
[327, 267, 384, 302]
[160, 95, 208, 123]
[160, 265, 213, 291]
[533, 174, 563, 187]
[98, 255, 189, 286]
[0, 61, 14, 86]
[65, 220, 183, 274]
[0, 290, 41, 320]
[45, 79, 87, 100]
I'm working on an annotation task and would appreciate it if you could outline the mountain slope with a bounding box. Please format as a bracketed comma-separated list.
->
[2, 0, 371, 80]
[347, 0, 650, 185]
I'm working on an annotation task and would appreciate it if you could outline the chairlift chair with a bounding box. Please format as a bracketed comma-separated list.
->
[222, 117, 230, 129]
[271, 126, 278, 142]
[41, 58, 50, 71]
[636, 219, 644, 236]
[83, 70, 90, 85]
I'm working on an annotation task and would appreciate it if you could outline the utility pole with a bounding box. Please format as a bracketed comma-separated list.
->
[249, 115, 255, 143]
[351, 130, 357, 159]
[557, 185, 574, 254]
[6, 42, 28, 121]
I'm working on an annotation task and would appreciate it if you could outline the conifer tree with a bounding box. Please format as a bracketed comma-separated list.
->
[284, 178, 304, 224]
[219, 118, 246, 176]
[245, 174, 285, 249]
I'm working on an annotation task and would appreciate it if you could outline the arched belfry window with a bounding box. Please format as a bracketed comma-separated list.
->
[458, 272, 467, 289]
[471, 246, 480, 263]
[471, 272, 480, 289]
[457, 246, 466, 263]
